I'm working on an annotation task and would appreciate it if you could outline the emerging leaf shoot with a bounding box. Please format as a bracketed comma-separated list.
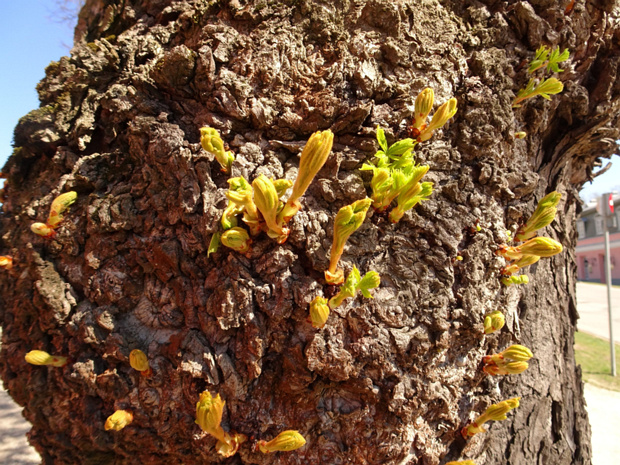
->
[516, 191, 561, 241]
[462, 397, 520, 438]
[328, 266, 380, 309]
[129, 349, 152, 377]
[25, 350, 67, 367]
[280, 130, 334, 222]
[325, 199, 372, 284]
[105, 410, 134, 431]
[0, 255, 13, 270]
[221, 227, 251, 253]
[512, 77, 564, 108]
[483, 311, 505, 334]
[309, 296, 330, 329]
[258, 430, 306, 453]
[200, 127, 235, 174]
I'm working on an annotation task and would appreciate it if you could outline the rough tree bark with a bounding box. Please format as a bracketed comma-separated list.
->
[2, 0, 620, 464]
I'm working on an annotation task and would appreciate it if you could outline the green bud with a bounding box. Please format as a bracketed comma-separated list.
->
[258, 430, 306, 453]
[252, 175, 288, 243]
[358, 270, 380, 298]
[501, 344, 533, 362]
[200, 127, 234, 173]
[195, 391, 227, 442]
[47, 191, 77, 227]
[326, 199, 372, 284]
[501, 275, 529, 286]
[418, 98, 457, 142]
[309, 296, 330, 328]
[483, 311, 505, 334]
[514, 131, 527, 139]
[516, 191, 561, 241]
[412, 88, 434, 130]
[208, 232, 221, 257]
[516, 237, 563, 258]
[329, 266, 361, 308]
[281, 130, 334, 221]
[221, 227, 251, 253]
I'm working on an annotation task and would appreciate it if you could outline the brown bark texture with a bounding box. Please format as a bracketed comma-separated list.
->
[2, 0, 620, 464]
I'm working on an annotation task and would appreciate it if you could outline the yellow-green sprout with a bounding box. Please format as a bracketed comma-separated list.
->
[252, 175, 289, 243]
[0, 255, 13, 270]
[483, 311, 505, 334]
[225, 177, 260, 235]
[501, 275, 529, 286]
[25, 350, 67, 367]
[31, 191, 78, 238]
[47, 191, 77, 228]
[196, 391, 247, 457]
[129, 349, 152, 377]
[512, 77, 563, 108]
[502, 254, 540, 276]
[258, 430, 306, 453]
[516, 191, 561, 241]
[498, 237, 563, 261]
[483, 344, 533, 376]
[417, 98, 458, 142]
[514, 131, 527, 139]
[208, 232, 221, 257]
[200, 127, 235, 173]
[528, 45, 569, 73]
[462, 397, 520, 438]
[325, 199, 372, 284]
[105, 410, 133, 431]
[389, 178, 433, 223]
[328, 266, 380, 309]
[309, 296, 330, 329]
[221, 227, 251, 253]
[280, 130, 334, 222]
[411, 88, 434, 132]
[446, 461, 476, 465]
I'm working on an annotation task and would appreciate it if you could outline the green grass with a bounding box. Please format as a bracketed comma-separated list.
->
[575, 331, 620, 391]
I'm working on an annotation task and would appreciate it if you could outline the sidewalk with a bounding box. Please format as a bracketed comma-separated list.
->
[0, 381, 39, 464]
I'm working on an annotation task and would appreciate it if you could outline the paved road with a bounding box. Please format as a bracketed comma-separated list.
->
[576, 282, 620, 340]
[0, 282, 618, 464]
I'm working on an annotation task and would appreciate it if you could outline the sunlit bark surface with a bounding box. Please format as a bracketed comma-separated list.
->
[2, 1, 620, 464]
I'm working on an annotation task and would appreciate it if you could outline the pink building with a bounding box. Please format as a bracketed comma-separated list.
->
[575, 194, 620, 285]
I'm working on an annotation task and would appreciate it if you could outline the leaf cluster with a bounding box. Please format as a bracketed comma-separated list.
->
[360, 126, 432, 220]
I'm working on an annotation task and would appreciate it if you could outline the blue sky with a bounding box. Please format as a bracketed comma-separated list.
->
[0, 1, 75, 169]
[0, 2, 618, 201]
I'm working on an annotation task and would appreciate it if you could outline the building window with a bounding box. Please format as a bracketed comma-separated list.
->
[577, 221, 586, 238]
[595, 216, 604, 235]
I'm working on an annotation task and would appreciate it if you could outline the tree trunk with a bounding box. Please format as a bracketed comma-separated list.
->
[2, 0, 619, 464]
